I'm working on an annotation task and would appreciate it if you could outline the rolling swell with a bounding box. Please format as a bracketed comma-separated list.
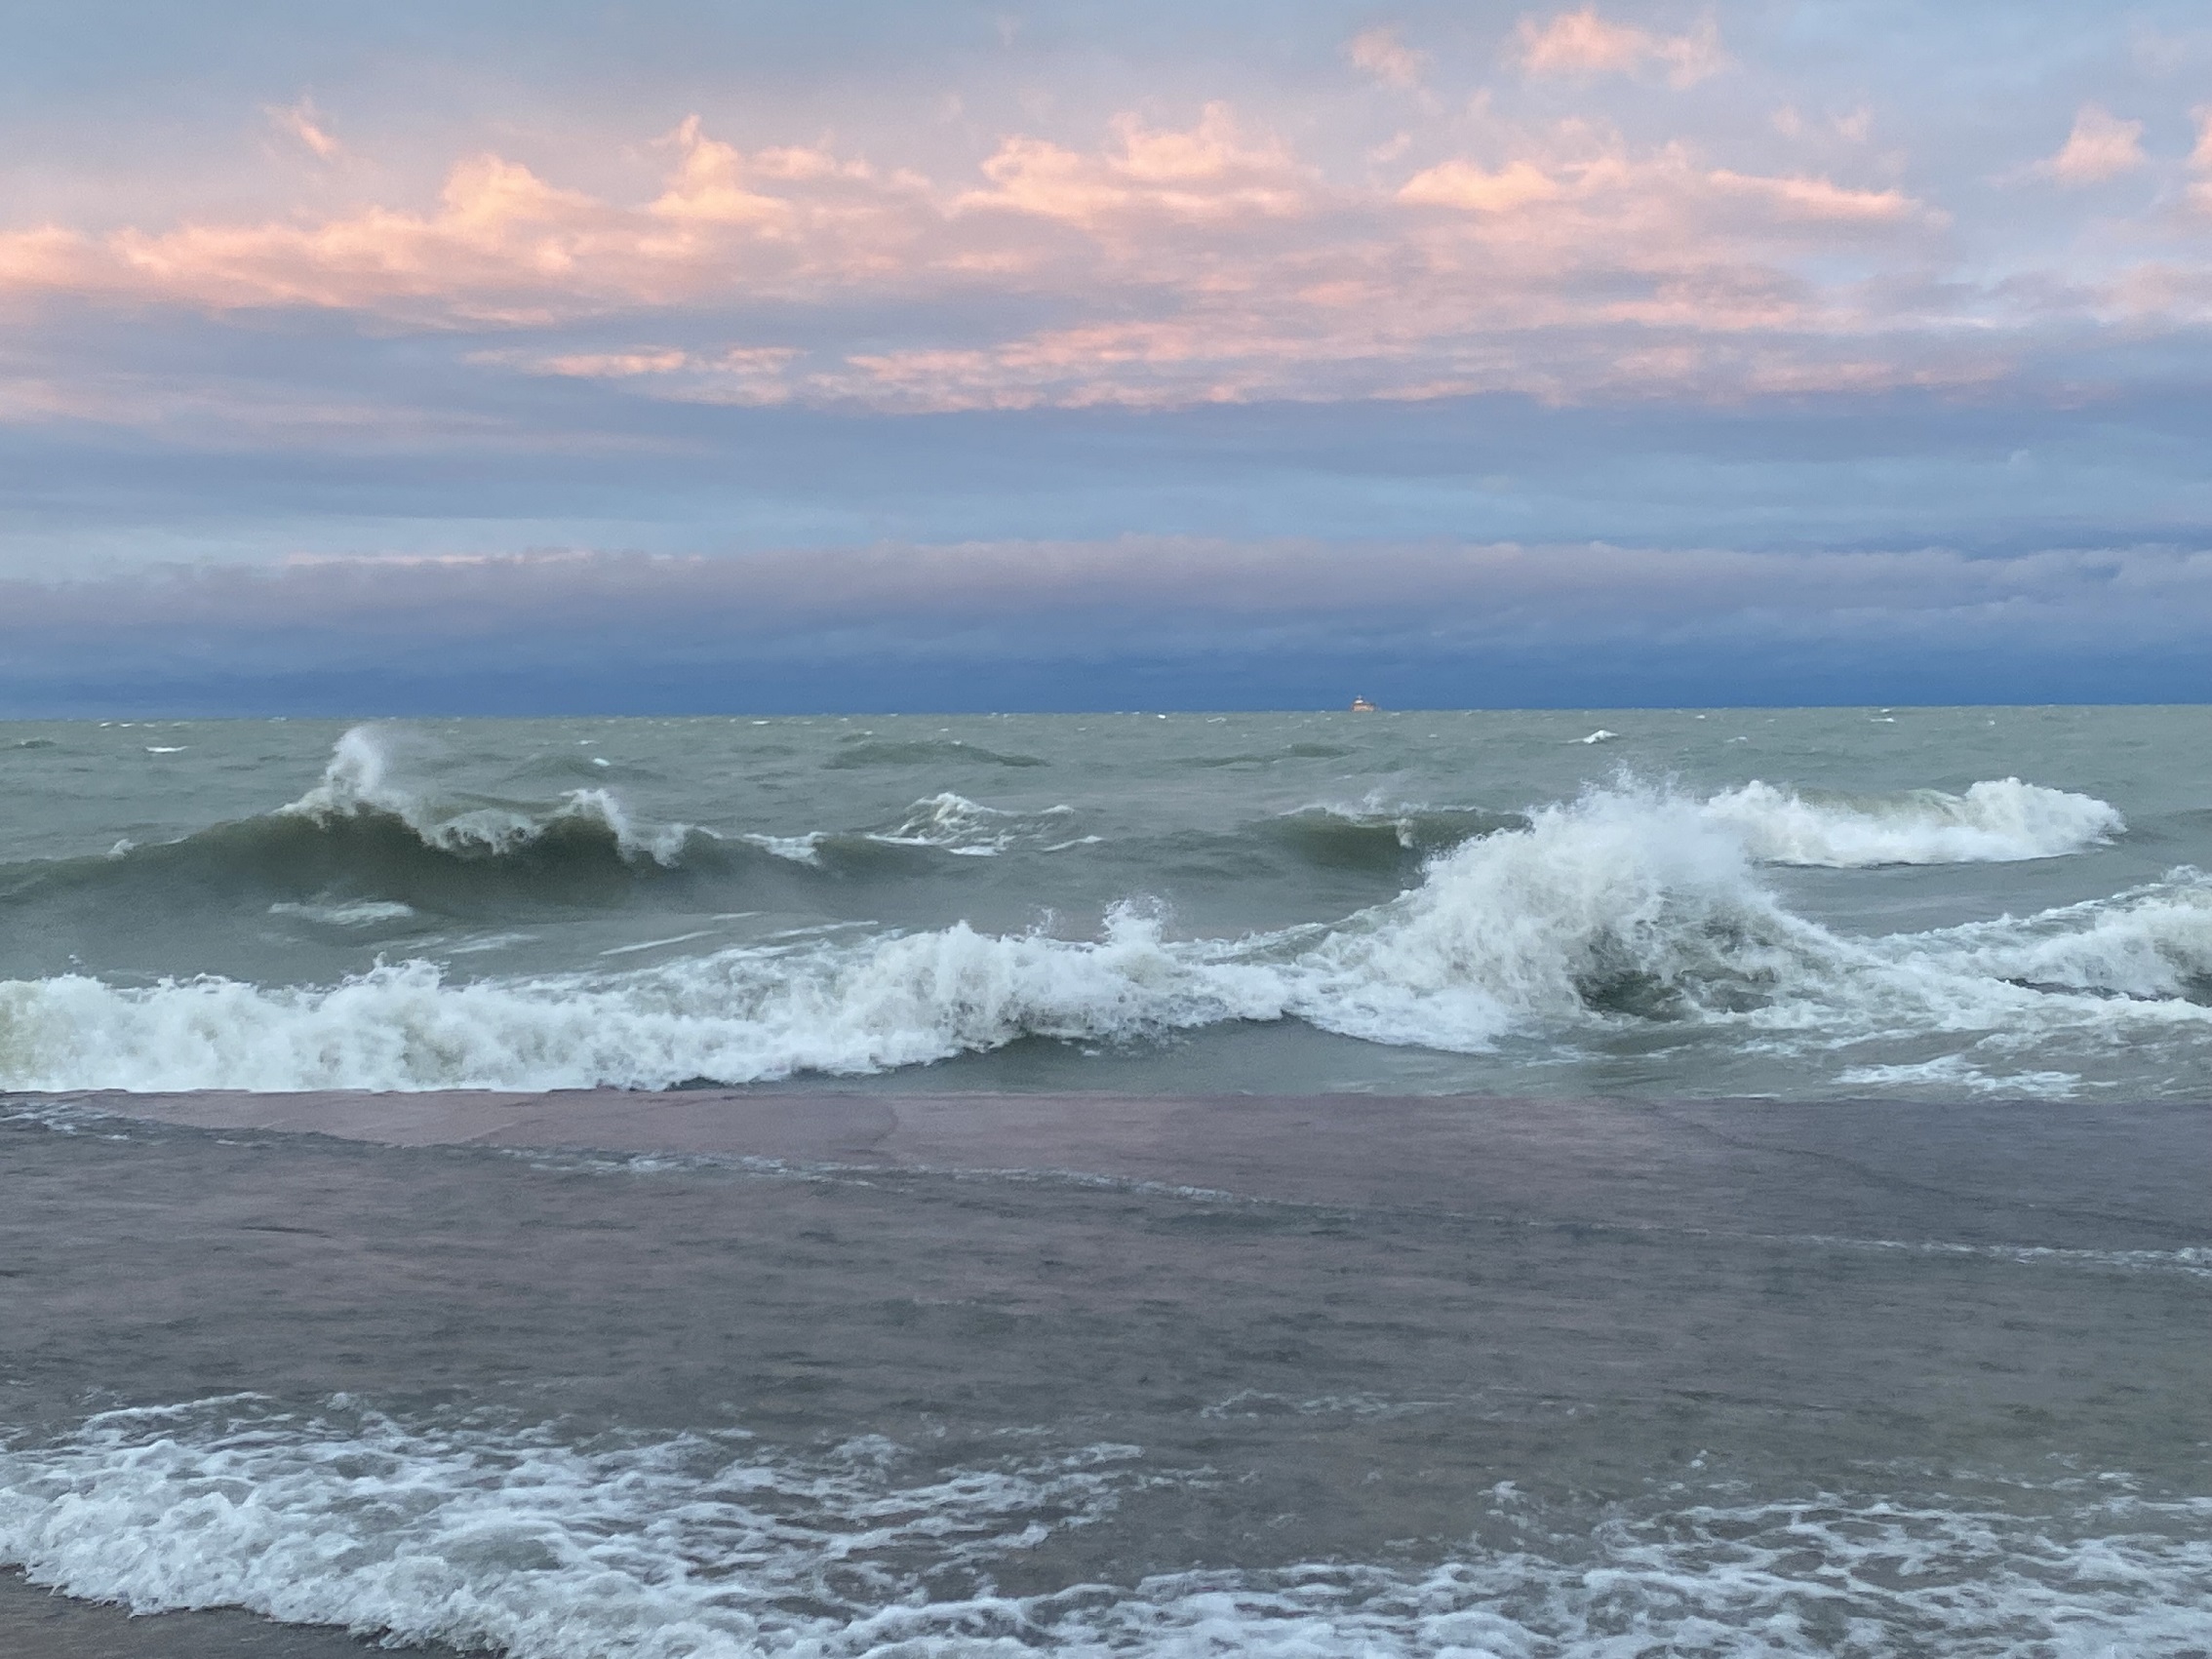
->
[0, 725, 811, 927]
[822, 737, 1047, 769]
[4, 782, 2201, 1096]
[0, 805, 730, 922]
[1263, 807, 1527, 871]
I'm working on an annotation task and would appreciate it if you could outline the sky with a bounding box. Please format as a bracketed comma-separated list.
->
[3, 0, 2210, 713]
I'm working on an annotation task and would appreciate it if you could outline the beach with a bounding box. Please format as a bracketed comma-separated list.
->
[4, 1087, 2206, 1654]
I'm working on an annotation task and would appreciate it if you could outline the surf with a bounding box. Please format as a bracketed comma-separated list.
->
[2, 781, 2200, 1096]
[3, 1395, 2202, 1659]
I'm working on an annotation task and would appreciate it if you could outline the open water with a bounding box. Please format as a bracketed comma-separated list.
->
[1, 708, 2207, 1656]
[1, 706, 2208, 1100]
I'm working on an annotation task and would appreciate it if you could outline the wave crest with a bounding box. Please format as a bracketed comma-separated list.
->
[285, 726, 696, 866]
[1703, 776, 2122, 866]
[2, 785, 2203, 1094]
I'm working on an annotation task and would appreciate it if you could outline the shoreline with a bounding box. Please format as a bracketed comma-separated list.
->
[6, 1088, 2206, 1658]
[0, 1572, 407, 1659]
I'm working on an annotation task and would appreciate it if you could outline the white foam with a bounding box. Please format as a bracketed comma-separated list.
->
[1702, 777, 2123, 866]
[281, 726, 695, 866]
[745, 796, 1082, 864]
[597, 929, 721, 958]
[268, 900, 419, 928]
[740, 832, 826, 866]
[2, 784, 2202, 1095]
[1, 1399, 2205, 1659]
[0, 908, 1286, 1090]
[0, 1399, 1140, 1659]
[865, 792, 1061, 856]
[1835, 1054, 2085, 1098]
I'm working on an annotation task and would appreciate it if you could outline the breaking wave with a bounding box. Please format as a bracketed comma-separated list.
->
[1269, 775, 2118, 876]
[2, 1397, 2205, 1658]
[0, 729, 1125, 928]
[0, 723, 2128, 950]
[1701, 776, 2123, 866]
[1, 783, 2201, 1094]
[283, 725, 698, 866]
[0, 727, 778, 922]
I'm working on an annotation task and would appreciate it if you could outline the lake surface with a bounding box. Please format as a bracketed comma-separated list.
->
[1, 707, 2207, 1654]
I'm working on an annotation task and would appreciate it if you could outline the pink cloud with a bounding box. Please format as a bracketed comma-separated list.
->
[477, 342, 804, 405]
[0, 103, 2100, 415]
[1345, 26, 1426, 90]
[2189, 107, 2212, 214]
[1399, 160, 1561, 212]
[0, 227, 97, 292]
[1705, 170, 1925, 223]
[100, 155, 620, 322]
[11, 124, 944, 325]
[266, 99, 342, 161]
[1516, 8, 1726, 89]
[961, 103, 1311, 227]
[2034, 104, 2146, 185]
[526, 348, 691, 377]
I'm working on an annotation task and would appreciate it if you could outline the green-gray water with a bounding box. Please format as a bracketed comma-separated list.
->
[3, 706, 2207, 1098]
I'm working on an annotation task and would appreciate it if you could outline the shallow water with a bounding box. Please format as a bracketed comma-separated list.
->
[2, 706, 2208, 1099]
[1, 1090, 2206, 1656]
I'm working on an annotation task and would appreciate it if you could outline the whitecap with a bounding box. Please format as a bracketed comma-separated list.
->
[280, 726, 697, 866]
[2, 784, 2202, 1096]
[1702, 777, 2122, 866]
[740, 832, 827, 867]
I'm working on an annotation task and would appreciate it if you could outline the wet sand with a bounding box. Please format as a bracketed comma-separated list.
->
[0, 1573, 405, 1657]
[4, 1089, 2206, 1656]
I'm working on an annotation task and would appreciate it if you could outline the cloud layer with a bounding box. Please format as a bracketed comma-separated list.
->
[4, 103, 1969, 412]
[1, 0, 2209, 709]
[4, 540, 2206, 714]
[4, 2, 2211, 422]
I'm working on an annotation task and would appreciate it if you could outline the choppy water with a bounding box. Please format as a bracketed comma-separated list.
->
[2, 706, 2208, 1099]
[3, 708, 2209, 1655]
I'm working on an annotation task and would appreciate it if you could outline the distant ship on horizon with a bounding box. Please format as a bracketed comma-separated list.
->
[1350, 696, 1378, 712]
